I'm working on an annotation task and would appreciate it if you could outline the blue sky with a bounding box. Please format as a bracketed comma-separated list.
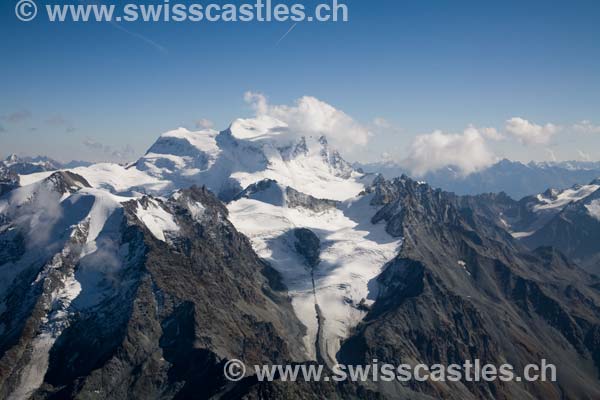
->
[1, 0, 599, 166]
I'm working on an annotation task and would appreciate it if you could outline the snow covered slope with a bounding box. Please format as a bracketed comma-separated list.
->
[533, 182, 600, 211]
[228, 180, 401, 364]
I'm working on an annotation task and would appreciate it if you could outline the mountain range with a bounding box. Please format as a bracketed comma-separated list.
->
[1, 117, 600, 399]
[357, 159, 600, 200]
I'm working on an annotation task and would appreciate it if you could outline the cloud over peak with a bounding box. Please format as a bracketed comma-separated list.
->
[243, 92, 371, 152]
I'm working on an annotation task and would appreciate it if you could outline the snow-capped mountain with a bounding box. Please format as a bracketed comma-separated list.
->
[133, 116, 365, 201]
[3, 117, 600, 399]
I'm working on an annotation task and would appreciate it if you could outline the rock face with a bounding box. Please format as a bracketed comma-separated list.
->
[522, 187, 600, 273]
[451, 178, 600, 274]
[337, 177, 600, 399]
[293, 228, 321, 268]
[0, 168, 18, 197]
[0, 183, 306, 399]
[234, 179, 339, 212]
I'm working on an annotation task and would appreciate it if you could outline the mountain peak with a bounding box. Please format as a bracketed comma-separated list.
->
[132, 120, 363, 201]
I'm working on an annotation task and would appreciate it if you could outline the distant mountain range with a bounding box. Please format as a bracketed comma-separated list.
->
[0, 154, 91, 175]
[356, 159, 600, 199]
[0, 155, 91, 196]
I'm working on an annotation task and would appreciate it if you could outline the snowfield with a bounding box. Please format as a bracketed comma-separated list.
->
[534, 183, 600, 211]
[228, 191, 401, 363]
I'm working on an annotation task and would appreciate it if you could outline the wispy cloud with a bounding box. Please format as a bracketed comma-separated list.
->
[545, 148, 558, 162]
[577, 149, 592, 161]
[110, 22, 168, 54]
[573, 120, 600, 134]
[2, 109, 31, 124]
[45, 114, 76, 132]
[83, 138, 136, 161]
[195, 118, 214, 129]
[76, 0, 168, 54]
[369, 117, 403, 138]
[276, 23, 298, 46]
[45, 115, 68, 126]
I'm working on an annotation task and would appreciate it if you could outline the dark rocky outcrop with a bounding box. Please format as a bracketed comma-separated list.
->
[338, 176, 600, 399]
[293, 228, 320, 268]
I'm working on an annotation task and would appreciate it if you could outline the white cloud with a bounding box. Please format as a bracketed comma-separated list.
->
[401, 126, 497, 177]
[573, 120, 600, 134]
[195, 118, 214, 129]
[243, 92, 371, 152]
[244, 92, 269, 114]
[505, 117, 559, 145]
[479, 126, 504, 141]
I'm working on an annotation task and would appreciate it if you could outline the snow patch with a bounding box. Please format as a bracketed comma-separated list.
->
[457, 260, 471, 276]
[135, 198, 179, 242]
[229, 115, 288, 141]
[534, 184, 600, 211]
[71, 163, 170, 195]
[18, 170, 55, 186]
[185, 199, 206, 220]
[586, 199, 600, 221]
[511, 231, 536, 239]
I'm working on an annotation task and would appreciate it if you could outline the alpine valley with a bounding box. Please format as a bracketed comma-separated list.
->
[1, 115, 600, 399]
